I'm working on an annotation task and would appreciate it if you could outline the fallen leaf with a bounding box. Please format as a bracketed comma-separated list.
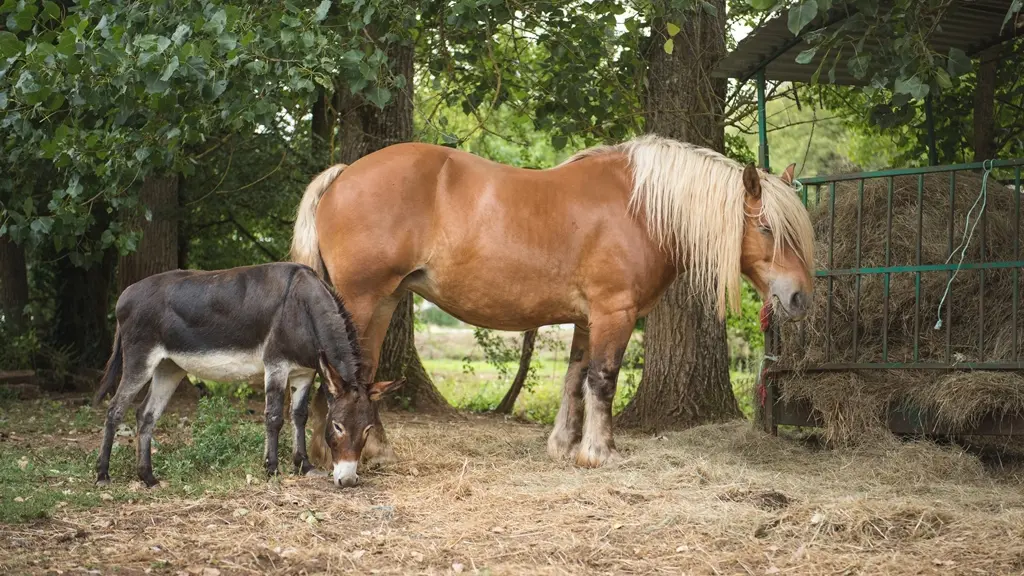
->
[613, 523, 623, 530]
[810, 512, 824, 525]
[279, 547, 298, 559]
[932, 559, 955, 567]
[410, 467, 419, 477]
[411, 552, 424, 563]
[791, 544, 807, 562]
[202, 568, 221, 576]
[17, 457, 28, 471]
[452, 562, 465, 574]
[14, 497, 24, 503]
[766, 567, 780, 575]
[245, 474, 254, 486]
[675, 545, 689, 553]
[100, 493, 114, 501]
[490, 526, 504, 533]
[232, 508, 249, 518]
[351, 550, 366, 560]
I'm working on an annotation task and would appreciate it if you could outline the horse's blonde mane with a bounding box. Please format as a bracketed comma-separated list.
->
[562, 134, 814, 318]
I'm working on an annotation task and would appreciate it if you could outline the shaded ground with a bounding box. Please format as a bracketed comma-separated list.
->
[2, 393, 1024, 575]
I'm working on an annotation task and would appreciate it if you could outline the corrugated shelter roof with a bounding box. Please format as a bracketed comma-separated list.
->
[715, 1, 1018, 85]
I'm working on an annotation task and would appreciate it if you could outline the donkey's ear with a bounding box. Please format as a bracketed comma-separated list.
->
[742, 164, 762, 200]
[780, 163, 797, 185]
[317, 351, 344, 397]
[368, 377, 406, 402]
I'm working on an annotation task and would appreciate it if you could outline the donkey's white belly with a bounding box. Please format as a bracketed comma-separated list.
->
[165, 349, 265, 382]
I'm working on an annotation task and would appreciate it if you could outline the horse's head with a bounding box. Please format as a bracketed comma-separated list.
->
[739, 163, 815, 321]
[317, 351, 404, 487]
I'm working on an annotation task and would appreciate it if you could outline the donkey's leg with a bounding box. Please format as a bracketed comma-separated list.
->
[263, 366, 289, 477]
[288, 371, 317, 475]
[576, 308, 636, 468]
[135, 362, 185, 487]
[97, 356, 157, 485]
[547, 326, 591, 460]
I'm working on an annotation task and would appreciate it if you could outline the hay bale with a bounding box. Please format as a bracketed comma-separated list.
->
[776, 172, 1024, 443]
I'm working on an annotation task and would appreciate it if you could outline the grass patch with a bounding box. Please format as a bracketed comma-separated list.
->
[0, 395, 287, 524]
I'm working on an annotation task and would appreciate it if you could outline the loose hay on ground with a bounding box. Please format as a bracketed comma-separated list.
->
[3, 411, 1024, 575]
[778, 172, 1024, 443]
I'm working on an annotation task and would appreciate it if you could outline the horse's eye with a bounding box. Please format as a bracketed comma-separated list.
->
[332, 421, 345, 436]
[759, 226, 772, 235]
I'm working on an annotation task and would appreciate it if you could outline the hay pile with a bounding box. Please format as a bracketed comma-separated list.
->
[5, 411, 1024, 575]
[776, 172, 1024, 442]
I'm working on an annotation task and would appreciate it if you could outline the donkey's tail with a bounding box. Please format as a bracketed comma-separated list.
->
[291, 163, 347, 279]
[92, 327, 123, 406]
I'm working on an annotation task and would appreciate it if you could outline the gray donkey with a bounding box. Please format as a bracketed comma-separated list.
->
[93, 263, 403, 488]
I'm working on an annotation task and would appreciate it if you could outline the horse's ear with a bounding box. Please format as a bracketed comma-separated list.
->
[368, 377, 406, 402]
[742, 164, 762, 200]
[780, 163, 797, 185]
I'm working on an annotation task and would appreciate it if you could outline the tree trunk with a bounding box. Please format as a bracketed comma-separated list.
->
[117, 174, 180, 291]
[0, 236, 29, 331]
[972, 47, 997, 162]
[617, 0, 742, 432]
[54, 248, 116, 372]
[335, 38, 448, 412]
[495, 329, 537, 414]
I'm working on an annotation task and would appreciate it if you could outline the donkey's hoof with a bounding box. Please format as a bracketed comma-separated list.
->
[95, 477, 111, 487]
[140, 475, 160, 489]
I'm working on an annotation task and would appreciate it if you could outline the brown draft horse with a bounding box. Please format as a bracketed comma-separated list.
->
[291, 134, 815, 471]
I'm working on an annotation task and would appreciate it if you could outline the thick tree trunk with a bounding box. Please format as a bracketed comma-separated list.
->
[0, 236, 29, 331]
[972, 47, 997, 162]
[54, 248, 116, 372]
[117, 174, 180, 291]
[494, 329, 537, 414]
[334, 39, 448, 412]
[617, 0, 741, 432]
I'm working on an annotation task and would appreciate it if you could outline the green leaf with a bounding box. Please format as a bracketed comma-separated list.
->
[946, 47, 972, 78]
[161, 56, 180, 81]
[315, 0, 332, 22]
[204, 9, 227, 35]
[787, 0, 818, 36]
[700, 1, 717, 16]
[301, 30, 314, 48]
[748, 0, 774, 9]
[156, 36, 171, 54]
[551, 134, 567, 150]
[894, 75, 929, 100]
[365, 86, 391, 108]
[795, 47, 816, 64]
[172, 24, 191, 45]
[42, 1, 60, 21]
[0, 91, 7, 109]
[934, 68, 952, 90]
[0, 31, 24, 58]
[663, 38, 674, 55]
[847, 54, 870, 78]
[1003, 0, 1022, 33]
[666, 22, 680, 37]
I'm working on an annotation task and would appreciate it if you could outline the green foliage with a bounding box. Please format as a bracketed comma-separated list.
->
[160, 395, 265, 477]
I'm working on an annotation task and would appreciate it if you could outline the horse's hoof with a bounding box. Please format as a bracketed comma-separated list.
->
[574, 442, 621, 469]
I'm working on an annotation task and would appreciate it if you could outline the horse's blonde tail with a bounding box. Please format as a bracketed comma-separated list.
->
[292, 163, 346, 471]
[291, 163, 347, 278]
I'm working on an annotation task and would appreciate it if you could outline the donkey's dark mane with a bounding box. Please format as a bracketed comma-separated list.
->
[314, 275, 365, 386]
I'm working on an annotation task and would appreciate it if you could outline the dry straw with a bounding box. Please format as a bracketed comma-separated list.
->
[776, 172, 1024, 443]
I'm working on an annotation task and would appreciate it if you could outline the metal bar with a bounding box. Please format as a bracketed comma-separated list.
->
[884, 177, 893, 362]
[826, 182, 836, 362]
[769, 361, 1024, 371]
[756, 70, 770, 172]
[735, 10, 852, 84]
[1016, 167, 1021, 362]
[853, 178, 864, 361]
[925, 96, 938, 166]
[798, 158, 1024, 185]
[817, 260, 1024, 276]
[921, 172, 929, 360]
[980, 169, 988, 362]
[946, 172, 955, 364]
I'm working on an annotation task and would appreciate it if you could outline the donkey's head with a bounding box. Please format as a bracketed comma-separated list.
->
[317, 351, 404, 487]
[739, 163, 815, 321]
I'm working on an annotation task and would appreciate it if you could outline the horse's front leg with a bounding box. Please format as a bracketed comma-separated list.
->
[263, 367, 288, 477]
[575, 308, 636, 468]
[547, 326, 590, 460]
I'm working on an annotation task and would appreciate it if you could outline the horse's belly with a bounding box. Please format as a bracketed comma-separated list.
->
[165, 349, 265, 382]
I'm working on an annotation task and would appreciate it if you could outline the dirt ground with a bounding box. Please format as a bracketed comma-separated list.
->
[3, 401, 1024, 576]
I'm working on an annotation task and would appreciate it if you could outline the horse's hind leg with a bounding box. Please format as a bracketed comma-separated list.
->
[547, 326, 591, 460]
[97, 355, 157, 485]
[576, 308, 636, 468]
[135, 362, 185, 487]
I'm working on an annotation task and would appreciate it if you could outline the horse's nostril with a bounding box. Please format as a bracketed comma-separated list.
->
[790, 292, 807, 312]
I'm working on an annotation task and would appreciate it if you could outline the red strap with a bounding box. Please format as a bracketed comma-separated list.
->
[759, 300, 773, 333]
